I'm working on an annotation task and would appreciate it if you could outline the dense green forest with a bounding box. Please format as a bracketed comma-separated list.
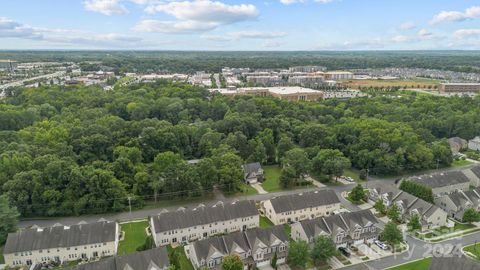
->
[1, 51, 479, 73]
[1, 81, 479, 217]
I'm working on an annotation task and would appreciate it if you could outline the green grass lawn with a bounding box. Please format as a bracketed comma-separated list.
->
[0, 245, 4, 264]
[464, 243, 480, 260]
[118, 220, 149, 255]
[262, 165, 282, 192]
[451, 159, 474, 168]
[260, 216, 274, 228]
[387, 257, 432, 270]
[167, 245, 194, 270]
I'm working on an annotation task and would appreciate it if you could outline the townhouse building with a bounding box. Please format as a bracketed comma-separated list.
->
[292, 210, 380, 247]
[4, 221, 119, 268]
[150, 200, 259, 247]
[435, 187, 480, 220]
[185, 226, 288, 269]
[408, 171, 471, 196]
[368, 183, 448, 231]
[261, 189, 341, 225]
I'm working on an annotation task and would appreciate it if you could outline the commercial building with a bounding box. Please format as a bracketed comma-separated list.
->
[288, 66, 326, 73]
[288, 75, 325, 87]
[439, 83, 480, 93]
[68, 247, 170, 270]
[408, 171, 471, 196]
[185, 226, 288, 269]
[368, 182, 448, 231]
[4, 221, 119, 268]
[246, 75, 283, 86]
[291, 210, 380, 247]
[210, 87, 323, 101]
[150, 200, 259, 247]
[261, 190, 341, 225]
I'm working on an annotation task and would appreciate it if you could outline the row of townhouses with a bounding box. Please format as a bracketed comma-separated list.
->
[185, 226, 289, 270]
[150, 200, 259, 247]
[292, 209, 380, 247]
[261, 189, 341, 225]
[4, 221, 119, 268]
[406, 167, 480, 221]
[368, 182, 448, 230]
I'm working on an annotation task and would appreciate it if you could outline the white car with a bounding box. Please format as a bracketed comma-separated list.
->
[374, 240, 388, 250]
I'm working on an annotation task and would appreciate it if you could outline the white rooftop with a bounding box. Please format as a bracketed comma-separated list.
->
[265, 86, 321, 94]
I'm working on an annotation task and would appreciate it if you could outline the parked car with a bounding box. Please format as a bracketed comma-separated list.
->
[338, 247, 351, 257]
[374, 240, 389, 250]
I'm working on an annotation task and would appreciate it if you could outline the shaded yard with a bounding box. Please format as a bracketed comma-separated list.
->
[344, 168, 362, 182]
[118, 220, 149, 255]
[167, 245, 194, 270]
[451, 159, 473, 168]
[262, 165, 282, 192]
[387, 257, 432, 270]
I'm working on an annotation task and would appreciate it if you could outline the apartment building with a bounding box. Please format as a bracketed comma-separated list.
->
[246, 75, 283, 86]
[150, 200, 259, 247]
[288, 75, 325, 87]
[185, 226, 288, 269]
[289, 65, 326, 73]
[292, 210, 380, 247]
[261, 190, 341, 225]
[368, 183, 448, 230]
[69, 247, 170, 270]
[325, 71, 354, 81]
[408, 171, 472, 196]
[4, 221, 119, 268]
[439, 83, 480, 93]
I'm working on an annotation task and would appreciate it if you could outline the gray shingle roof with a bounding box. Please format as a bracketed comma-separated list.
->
[151, 200, 258, 233]
[409, 171, 470, 189]
[69, 247, 170, 270]
[269, 189, 340, 213]
[429, 256, 480, 270]
[243, 162, 262, 174]
[299, 210, 378, 239]
[447, 192, 471, 208]
[4, 221, 117, 254]
[470, 166, 480, 179]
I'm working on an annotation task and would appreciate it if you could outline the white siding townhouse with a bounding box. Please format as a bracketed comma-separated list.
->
[435, 187, 480, 220]
[261, 189, 341, 225]
[68, 247, 170, 270]
[292, 209, 380, 247]
[185, 226, 288, 269]
[4, 220, 119, 268]
[368, 183, 448, 231]
[150, 200, 259, 247]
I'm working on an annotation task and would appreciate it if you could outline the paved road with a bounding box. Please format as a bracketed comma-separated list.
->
[19, 183, 356, 228]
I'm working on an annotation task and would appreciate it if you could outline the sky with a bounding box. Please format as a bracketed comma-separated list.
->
[0, 0, 480, 50]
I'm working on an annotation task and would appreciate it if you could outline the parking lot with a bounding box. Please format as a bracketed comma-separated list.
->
[327, 241, 393, 269]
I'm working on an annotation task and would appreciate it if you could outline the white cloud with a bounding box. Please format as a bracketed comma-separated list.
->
[430, 6, 480, 24]
[263, 40, 283, 48]
[280, 0, 333, 4]
[204, 30, 287, 41]
[417, 29, 433, 39]
[399, 21, 416, 30]
[83, 0, 129, 15]
[0, 17, 145, 48]
[136, 0, 259, 33]
[391, 35, 414, 43]
[454, 29, 480, 39]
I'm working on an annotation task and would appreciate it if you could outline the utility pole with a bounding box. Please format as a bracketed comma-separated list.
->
[436, 159, 440, 170]
[127, 196, 132, 215]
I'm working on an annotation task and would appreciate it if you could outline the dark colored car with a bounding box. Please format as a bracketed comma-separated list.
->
[338, 246, 351, 257]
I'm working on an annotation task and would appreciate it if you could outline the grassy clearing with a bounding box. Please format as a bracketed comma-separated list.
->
[344, 168, 362, 182]
[262, 165, 282, 192]
[451, 159, 474, 168]
[387, 257, 432, 270]
[343, 78, 439, 89]
[464, 243, 480, 260]
[167, 245, 194, 270]
[260, 216, 274, 228]
[118, 220, 149, 255]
